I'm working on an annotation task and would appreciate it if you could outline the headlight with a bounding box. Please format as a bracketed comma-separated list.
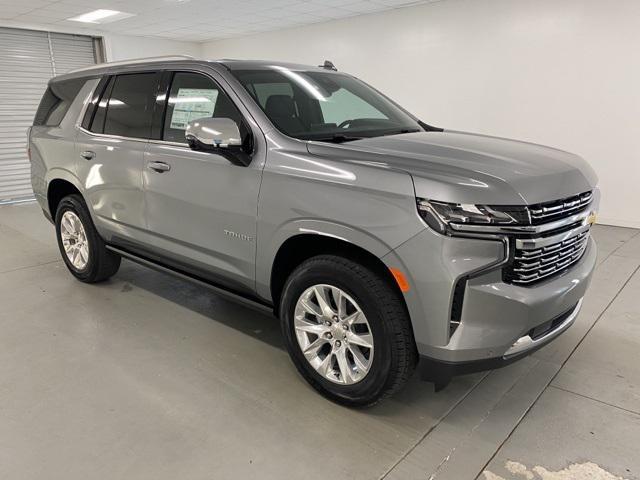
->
[417, 198, 517, 234]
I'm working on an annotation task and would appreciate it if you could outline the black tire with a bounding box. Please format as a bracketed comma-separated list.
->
[280, 255, 417, 407]
[55, 194, 121, 283]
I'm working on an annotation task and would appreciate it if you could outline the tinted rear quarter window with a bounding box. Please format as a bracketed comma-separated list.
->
[33, 78, 87, 126]
[80, 76, 110, 131]
[88, 76, 115, 134]
[102, 73, 160, 139]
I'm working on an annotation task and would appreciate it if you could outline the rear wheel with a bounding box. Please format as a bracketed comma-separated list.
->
[280, 255, 417, 407]
[55, 194, 121, 283]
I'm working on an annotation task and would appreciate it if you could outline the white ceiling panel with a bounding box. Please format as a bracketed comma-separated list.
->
[0, 0, 439, 42]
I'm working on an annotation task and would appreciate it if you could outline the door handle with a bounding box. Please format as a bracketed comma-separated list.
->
[80, 150, 95, 161]
[148, 161, 171, 173]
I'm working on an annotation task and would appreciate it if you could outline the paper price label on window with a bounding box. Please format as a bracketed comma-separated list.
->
[169, 88, 219, 130]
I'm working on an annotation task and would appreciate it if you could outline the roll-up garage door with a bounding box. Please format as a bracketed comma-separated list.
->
[0, 27, 100, 203]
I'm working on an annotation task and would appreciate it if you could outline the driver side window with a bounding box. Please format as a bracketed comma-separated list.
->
[162, 72, 243, 143]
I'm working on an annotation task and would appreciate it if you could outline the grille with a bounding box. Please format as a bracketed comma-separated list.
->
[504, 228, 590, 285]
[493, 191, 593, 225]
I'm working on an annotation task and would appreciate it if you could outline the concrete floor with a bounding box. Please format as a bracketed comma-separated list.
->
[0, 202, 638, 480]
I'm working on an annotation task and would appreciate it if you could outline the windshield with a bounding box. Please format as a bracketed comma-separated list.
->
[232, 68, 423, 142]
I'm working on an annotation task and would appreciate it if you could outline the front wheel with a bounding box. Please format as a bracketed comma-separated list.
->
[55, 194, 121, 283]
[280, 255, 417, 407]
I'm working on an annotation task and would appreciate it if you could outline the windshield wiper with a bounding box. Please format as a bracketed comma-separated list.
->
[311, 133, 364, 143]
[381, 128, 421, 137]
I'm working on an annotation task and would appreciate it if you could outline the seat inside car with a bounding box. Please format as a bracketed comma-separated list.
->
[265, 94, 305, 134]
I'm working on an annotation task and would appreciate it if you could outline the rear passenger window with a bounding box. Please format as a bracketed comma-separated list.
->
[102, 73, 159, 139]
[163, 72, 244, 143]
[33, 78, 87, 126]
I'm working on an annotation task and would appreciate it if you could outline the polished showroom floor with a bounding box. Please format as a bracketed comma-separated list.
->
[1, 202, 638, 480]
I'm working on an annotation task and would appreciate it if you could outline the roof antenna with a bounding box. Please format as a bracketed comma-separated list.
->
[319, 60, 337, 71]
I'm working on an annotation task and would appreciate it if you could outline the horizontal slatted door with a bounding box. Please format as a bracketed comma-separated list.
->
[49, 32, 97, 75]
[0, 27, 53, 203]
[0, 28, 98, 203]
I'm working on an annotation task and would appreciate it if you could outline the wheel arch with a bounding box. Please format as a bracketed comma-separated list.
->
[45, 169, 84, 217]
[47, 178, 82, 218]
[268, 232, 409, 319]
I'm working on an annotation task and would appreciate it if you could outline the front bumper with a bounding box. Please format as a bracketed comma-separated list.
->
[383, 225, 597, 373]
[429, 236, 595, 363]
[418, 297, 583, 386]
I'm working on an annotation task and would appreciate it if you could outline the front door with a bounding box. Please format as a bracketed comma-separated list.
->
[143, 70, 264, 293]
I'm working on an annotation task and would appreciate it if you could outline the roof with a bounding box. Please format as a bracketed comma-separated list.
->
[52, 56, 339, 83]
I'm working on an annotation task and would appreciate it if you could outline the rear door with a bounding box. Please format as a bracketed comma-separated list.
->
[76, 72, 160, 242]
[142, 69, 264, 294]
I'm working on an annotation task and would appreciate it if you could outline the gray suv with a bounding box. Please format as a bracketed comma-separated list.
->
[29, 56, 598, 406]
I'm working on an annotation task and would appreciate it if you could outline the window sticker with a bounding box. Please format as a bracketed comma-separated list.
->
[169, 88, 219, 129]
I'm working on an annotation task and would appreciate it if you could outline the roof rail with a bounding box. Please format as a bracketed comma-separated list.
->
[67, 55, 196, 74]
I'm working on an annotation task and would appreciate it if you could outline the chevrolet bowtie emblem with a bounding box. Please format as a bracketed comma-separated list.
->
[587, 212, 597, 225]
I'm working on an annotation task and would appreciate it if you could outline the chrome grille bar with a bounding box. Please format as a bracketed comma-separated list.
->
[528, 191, 593, 222]
[505, 225, 591, 285]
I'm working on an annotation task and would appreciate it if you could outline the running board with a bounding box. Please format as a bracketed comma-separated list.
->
[106, 245, 274, 316]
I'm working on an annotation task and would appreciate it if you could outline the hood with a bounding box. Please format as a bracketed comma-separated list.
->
[306, 131, 597, 205]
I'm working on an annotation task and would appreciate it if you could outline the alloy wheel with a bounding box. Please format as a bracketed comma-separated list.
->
[293, 284, 374, 385]
[60, 211, 89, 270]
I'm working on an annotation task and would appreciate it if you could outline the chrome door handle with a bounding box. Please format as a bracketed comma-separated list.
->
[80, 150, 95, 161]
[148, 161, 171, 173]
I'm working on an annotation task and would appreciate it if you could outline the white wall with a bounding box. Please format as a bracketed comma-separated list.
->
[104, 34, 201, 61]
[202, 0, 640, 228]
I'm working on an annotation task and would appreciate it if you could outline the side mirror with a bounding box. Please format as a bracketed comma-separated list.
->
[185, 117, 242, 148]
[185, 117, 251, 166]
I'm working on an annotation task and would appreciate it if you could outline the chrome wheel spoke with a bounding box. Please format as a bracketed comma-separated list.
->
[295, 320, 327, 336]
[348, 345, 369, 372]
[302, 337, 326, 359]
[343, 311, 362, 326]
[61, 215, 73, 234]
[299, 297, 322, 317]
[317, 354, 332, 377]
[313, 285, 334, 317]
[346, 331, 373, 349]
[79, 245, 89, 264]
[334, 347, 352, 383]
[332, 287, 347, 319]
[294, 283, 374, 385]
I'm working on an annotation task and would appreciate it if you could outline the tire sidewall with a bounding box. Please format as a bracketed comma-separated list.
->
[280, 259, 395, 405]
[55, 195, 97, 281]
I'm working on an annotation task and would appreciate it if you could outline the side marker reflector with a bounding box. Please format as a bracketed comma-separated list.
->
[389, 267, 410, 292]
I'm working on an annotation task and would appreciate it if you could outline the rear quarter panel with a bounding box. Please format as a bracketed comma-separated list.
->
[30, 78, 98, 215]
